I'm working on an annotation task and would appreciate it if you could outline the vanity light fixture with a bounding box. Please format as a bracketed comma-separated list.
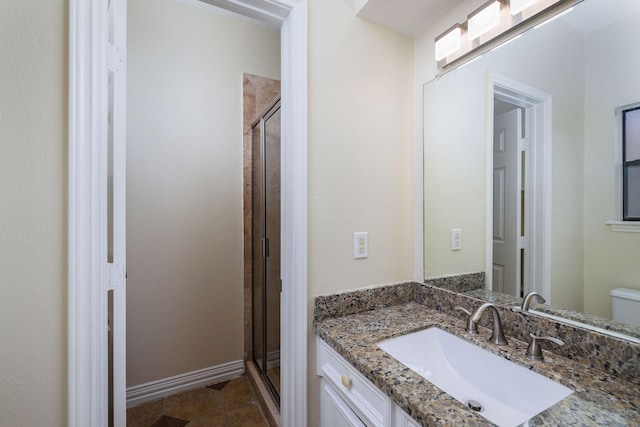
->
[510, 0, 539, 16]
[435, 24, 464, 61]
[467, 0, 503, 40]
[434, 0, 579, 70]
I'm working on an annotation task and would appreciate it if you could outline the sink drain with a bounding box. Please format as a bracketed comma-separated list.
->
[466, 400, 484, 412]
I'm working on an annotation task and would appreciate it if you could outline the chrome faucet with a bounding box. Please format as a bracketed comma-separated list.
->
[455, 303, 508, 345]
[525, 333, 565, 361]
[520, 291, 546, 312]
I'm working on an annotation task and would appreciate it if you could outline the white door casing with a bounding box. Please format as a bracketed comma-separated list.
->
[486, 72, 551, 302]
[68, 1, 308, 426]
[68, 0, 111, 424]
[493, 109, 521, 296]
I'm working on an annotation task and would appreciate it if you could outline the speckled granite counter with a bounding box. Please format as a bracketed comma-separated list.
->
[314, 301, 640, 426]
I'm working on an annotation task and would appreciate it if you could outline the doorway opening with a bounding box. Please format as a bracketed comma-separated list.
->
[487, 73, 552, 302]
[68, 0, 308, 425]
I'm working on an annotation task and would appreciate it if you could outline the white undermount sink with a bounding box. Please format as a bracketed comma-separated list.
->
[377, 327, 573, 427]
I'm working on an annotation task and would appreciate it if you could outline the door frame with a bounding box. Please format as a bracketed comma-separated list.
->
[485, 72, 552, 302]
[68, 0, 308, 425]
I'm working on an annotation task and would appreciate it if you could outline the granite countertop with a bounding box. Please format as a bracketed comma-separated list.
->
[314, 302, 640, 426]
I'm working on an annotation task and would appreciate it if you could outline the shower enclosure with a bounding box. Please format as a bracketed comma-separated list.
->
[251, 96, 281, 405]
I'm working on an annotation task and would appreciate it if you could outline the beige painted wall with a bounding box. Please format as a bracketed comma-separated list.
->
[583, 10, 640, 318]
[126, 0, 280, 386]
[419, 8, 587, 311]
[0, 0, 68, 425]
[307, 0, 414, 423]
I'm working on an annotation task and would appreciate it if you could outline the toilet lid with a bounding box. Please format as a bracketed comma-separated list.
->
[611, 288, 640, 302]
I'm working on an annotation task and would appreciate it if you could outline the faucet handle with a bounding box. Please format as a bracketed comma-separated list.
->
[453, 306, 479, 334]
[454, 306, 471, 316]
[526, 333, 565, 361]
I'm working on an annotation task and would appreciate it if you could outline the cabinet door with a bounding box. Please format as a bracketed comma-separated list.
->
[317, 337, 391, 426]
[321, 379, 367, 427]
[393, 405, 421, 427]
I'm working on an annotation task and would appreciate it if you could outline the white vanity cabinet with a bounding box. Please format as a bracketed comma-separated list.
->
[394, 409, 421, 427]
[317, 337, 421, 427]
[320, 378, 367, 427]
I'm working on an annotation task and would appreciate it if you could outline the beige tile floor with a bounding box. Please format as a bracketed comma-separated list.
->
[127, 375, 269, 427]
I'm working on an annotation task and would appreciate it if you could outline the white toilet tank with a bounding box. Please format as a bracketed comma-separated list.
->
[611, 288, 640, 326]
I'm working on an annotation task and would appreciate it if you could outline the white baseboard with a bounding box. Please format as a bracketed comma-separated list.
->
[126, 360, 245, 408]
[266, 350, 280, 370]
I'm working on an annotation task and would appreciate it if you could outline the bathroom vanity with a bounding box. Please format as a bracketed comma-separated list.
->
[314, 282, 640, 426]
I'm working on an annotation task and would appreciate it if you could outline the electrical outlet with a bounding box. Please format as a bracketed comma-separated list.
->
[452, 228, 461, 251]
[354, 232, 368, 259]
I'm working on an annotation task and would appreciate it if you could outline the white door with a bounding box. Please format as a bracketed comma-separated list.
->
[107, 0, 127, 424]
[493, 109, 522, 296]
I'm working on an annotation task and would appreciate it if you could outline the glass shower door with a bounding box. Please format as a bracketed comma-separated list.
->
[251, 120, 265, 374]
[251, 97, 281, 404]
[264, 103, 281, 400]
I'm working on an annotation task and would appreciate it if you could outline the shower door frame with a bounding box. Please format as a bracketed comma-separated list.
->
[251, 97, 282, 405]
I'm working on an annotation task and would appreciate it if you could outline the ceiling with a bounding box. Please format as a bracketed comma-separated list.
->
[354, 0, 464, 38]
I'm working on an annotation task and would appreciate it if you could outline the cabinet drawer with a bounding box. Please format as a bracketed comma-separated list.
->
[317, 337, 391, 427]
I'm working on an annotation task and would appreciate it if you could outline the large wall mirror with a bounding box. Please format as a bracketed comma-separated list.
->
[423, 0, 640, 340]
